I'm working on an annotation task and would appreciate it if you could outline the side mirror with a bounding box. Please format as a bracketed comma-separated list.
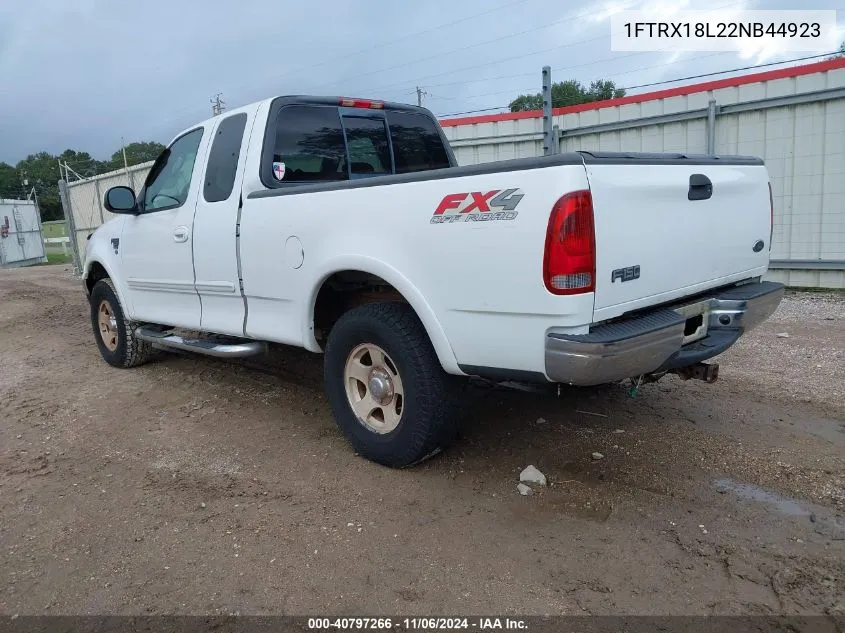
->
[104, 186, 138, 214]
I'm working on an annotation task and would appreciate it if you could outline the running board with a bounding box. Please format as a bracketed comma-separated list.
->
[136, 326, 268, 358]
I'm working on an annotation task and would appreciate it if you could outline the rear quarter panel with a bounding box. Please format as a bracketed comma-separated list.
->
[239, 163, 594, 375]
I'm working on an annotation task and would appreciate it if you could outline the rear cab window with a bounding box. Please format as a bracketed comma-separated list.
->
[261, 99, 454, 188]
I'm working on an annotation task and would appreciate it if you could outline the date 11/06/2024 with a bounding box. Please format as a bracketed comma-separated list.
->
[307, 617, 528, 630]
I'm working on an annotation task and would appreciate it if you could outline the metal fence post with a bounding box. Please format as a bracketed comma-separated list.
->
[542, 66, 553, 156]
[94, 179, 104, 224]
[59, 180, 82, 274]
[32, 198, 48, 264]
[706, 99, 719, 155]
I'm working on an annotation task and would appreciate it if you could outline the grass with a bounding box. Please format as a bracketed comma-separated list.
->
[44, 251, 73, 265]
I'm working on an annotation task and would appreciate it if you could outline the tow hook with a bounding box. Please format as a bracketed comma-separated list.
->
[672, 362, 720, 383]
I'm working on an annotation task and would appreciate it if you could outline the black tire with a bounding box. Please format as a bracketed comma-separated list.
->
[89, 278, 153, 368]
[324, 302, 463, 468]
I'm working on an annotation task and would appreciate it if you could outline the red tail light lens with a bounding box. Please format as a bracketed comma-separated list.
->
[768, 182, 774, 251]
[543, 190, 595, 295]
[339, 97, 384, 109]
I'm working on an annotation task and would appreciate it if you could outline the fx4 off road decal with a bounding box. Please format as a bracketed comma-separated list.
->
[430, 189, 523, 224]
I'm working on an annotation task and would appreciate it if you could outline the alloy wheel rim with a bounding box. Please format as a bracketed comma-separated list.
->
[344, 343, 404, 434]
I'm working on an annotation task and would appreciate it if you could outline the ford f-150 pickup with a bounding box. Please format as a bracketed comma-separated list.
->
[83, 95, 784, 467]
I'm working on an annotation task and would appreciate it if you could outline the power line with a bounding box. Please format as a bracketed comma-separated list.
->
[333, 0, 744, 96]
[617, 51, 845, 92]
[229, 0, 533, 95]
[435, 51, 845, 118]
[308, 1, 654, 92]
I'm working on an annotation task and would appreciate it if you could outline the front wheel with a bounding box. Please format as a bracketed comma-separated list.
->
[89, 279, 153, 368]
[323, 302, 462, 467]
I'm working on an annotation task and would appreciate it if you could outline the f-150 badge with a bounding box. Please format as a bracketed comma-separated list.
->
[431, 189, 523, 224]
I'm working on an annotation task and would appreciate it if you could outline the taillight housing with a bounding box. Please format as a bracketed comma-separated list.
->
[543, 190, 596, 295]
[339, 97, 384, 109]
[768, 182, 774, 251]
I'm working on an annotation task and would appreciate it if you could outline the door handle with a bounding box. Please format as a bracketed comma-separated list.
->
[688, 174, 713, 201]
[173, 226, 189, 243]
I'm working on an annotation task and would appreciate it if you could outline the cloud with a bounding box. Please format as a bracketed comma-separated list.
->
[0, 0, 840, 163]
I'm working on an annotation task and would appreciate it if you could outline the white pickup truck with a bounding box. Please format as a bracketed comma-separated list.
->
[83, 95, 784, 467]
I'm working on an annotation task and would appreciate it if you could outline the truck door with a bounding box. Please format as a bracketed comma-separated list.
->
[120, 127, 208, 328]
[191, 110, 255, 336]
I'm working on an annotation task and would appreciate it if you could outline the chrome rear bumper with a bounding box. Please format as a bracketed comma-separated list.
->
[545, 281, 784, 386]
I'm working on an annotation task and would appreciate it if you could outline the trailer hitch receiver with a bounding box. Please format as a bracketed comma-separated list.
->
[672, 362, 719, 383]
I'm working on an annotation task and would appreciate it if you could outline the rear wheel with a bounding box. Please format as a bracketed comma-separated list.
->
[324, 302, 462, 467]
[89, 279, 153, 368]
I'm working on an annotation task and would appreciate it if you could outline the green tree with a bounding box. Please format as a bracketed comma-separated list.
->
[0, 162, 21, 200]
[16, 152, 64, 221]
[109, 141, 165, 169]
[509, 78, 626, 112]
[2, 140, 164, 221]
[59, 149, 106, 178]
[830, 41, 845, 59]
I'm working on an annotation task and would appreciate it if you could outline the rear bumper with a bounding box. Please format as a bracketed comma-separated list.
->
[545, 281, 784, 386]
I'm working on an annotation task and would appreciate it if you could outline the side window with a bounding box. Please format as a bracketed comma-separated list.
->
[143, 128, 204, 212]
[341, 116, 391, 176]
[204, 113, 247, 203]
[385, 111, 451, 174]
[271, 106, 347, 183]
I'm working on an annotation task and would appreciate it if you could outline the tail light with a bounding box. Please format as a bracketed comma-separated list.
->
[768, 182, 774, 251]
[543, 190, 595, 295]
[339, 97, 384, 109]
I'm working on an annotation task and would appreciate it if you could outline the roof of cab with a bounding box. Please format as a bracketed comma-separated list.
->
[170, 95, 429, 142]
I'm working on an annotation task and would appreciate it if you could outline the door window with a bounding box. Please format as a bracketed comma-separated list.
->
[143, 128, 204, 212]
[204, 113, 247, 203]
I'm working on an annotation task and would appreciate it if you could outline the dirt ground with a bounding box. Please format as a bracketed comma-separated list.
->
[1, 265, 843, 617]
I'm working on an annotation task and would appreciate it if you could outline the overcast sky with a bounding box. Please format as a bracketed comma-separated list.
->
[1, 0, 842, 164]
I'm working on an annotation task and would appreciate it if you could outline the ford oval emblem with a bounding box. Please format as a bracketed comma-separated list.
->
[753, 240, 765, 252]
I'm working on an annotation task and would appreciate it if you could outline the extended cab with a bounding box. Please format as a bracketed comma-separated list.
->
[83, 95, 784, 467]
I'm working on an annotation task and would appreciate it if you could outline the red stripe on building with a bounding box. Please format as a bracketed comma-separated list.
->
[438, 57, 845, 127]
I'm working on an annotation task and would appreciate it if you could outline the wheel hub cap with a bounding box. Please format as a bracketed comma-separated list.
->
[344, 343, 404, 434]
[368, 369, 394, 404]
[98, 300, 119, 352]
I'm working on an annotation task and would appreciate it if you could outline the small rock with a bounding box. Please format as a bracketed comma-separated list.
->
[517, 483, 533, 496]
[519, 465, 547, 486]
[16, 434, 22, 439]
[699, 524, 705, 528]
[810, 513, 817, 523]
[346, 522, 354, 527]
[702, 529, 709, 535]
[535, 417, 546, 425]
[357, 527, 362, 533]
[591, 452, 604, 460]
[200, 502, 206, 509]
[776, 332, 790, 338]
[612, 429, 625, 434]
[796, 538, 803, 543]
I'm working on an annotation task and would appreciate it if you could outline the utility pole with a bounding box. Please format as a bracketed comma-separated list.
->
[121, 137, 131, 178]
[416, 86, 428, 107]
[19, 170, 29, 199]
[211, 93, 225, 116]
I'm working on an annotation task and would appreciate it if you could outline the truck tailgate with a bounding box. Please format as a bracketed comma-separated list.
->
[582, 153, 772, 319]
